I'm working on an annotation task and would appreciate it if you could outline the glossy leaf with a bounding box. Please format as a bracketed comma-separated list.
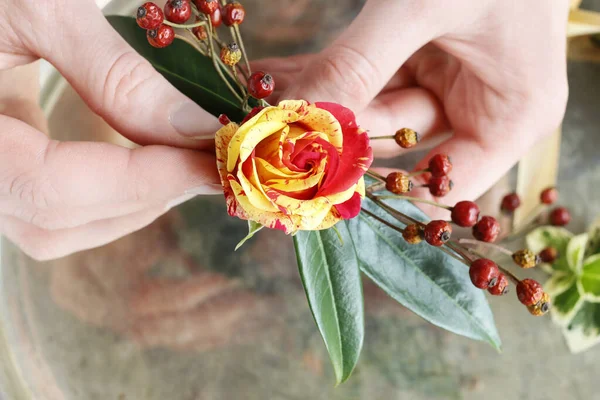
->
[566, 233, 589, 273]
[579, 254, 600, 300]
[347, 179, 501, 349]
[585, 216, 600, 258]
[564, 302, 600, 353]
[293, 224, 364, 384]
[549, 277, 583, 326]
[526, 226, 574, 274]
[107, 15, 250, 122]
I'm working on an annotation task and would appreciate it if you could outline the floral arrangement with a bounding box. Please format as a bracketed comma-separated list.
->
[105, 0, 572, 384]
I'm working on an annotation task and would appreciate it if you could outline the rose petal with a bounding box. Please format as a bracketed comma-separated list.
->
[314, 103, 373, 197]
[333, 191, 362, 220]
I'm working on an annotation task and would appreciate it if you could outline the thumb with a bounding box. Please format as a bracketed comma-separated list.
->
[35, 1, 221, 148]
[281, 0, 439, 112]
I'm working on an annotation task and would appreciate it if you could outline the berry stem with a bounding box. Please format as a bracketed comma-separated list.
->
[445, 241, 475, 265]
[163, 20, 207, 29]
[174, 34, 207, 56]
[458, 238, 513, 257]
[231, 66, 246, 95]
[360, 208, 404, 234]
[366, 183, 385, 193]
[366, 192, 423, 227]
[365, 169, 386, 182]
[369, 135, 395, 140]
[408, 169, 429, 178]
[207, 18, 243, 103]
[233, 24, 251, 79]
[374, 195, 452, 210]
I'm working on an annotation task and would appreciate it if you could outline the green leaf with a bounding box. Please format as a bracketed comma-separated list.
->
[549, 278, 583, 327]
[578, 254, 600, 301]
[545, 272, 576, 296]
[235, 221, 264, 251]
[106, 15, 250, 122]
[526, 226, 573, 274]
[566, 233, 589, 273]
[563, 302, 600, 353]
[293, 225, 364, 384]
[347, 188, 501, 349]
[585, 216, 600, 258]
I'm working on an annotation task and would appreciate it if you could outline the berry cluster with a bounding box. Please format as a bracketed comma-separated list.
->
[499, 186, 570, 227]
[135, 1, 274, 109]
[365, 151, 559, 316]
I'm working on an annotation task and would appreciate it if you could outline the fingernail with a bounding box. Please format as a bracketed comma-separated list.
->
[170, 101, 222, 137]
[165, 193, 197, 211]
[185, 183, 223, 195]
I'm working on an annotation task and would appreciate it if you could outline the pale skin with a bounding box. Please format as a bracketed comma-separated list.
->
[0, 0, 569, 260]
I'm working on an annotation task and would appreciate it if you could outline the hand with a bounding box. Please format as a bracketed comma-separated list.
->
[257, 0, 569, 209]
[0, 0, 223, 260]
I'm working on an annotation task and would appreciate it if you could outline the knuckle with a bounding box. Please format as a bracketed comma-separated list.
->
[102, 51, 156, 113]
[315, 44, 380, 104]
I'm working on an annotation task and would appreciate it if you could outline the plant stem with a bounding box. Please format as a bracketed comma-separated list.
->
[231, 66, 246, 95]
[445, 241, 474, 265]
[366, 169, 386, 182]
[207, 18, 243, 103]
[366, 192, 423, 227]
[374, 195, 452, 210]
[233, 24, 251, 80]
[458, 238, 513, 257]
[164, 20, 207, 29]
[408, 169, 429, 178]
[366, 183, 385, 193]
[360, 208, 404, 234]
[174, 34, 207, 56]
[369, 135, 394, 140]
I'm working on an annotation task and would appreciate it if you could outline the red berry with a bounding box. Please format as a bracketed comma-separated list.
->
[500, 192, 521, 213]
[469, 259, 500, 289]
[472, 216, 500, 243]
[223, 1, 246, 26]
[248, 71, 275, 99]
[192, 23, 208, 41]
[394, 128, 419, 148]
[241, 106, 265, 124]
[164, 0, 192, 23]
[209, 6, 223, 28]
[428, 154, 452, 177]
[451, 201, 480, 227]
[540, 187, 558, 205]
[488, 273, 509, 296]
[550, 207, 571, 226]
[147, 24, 175, 48]
[428, 176, 453, 197]
[423, 220, 452, 247]
[195, 0, 219, 14]
[516, 279, 544, 306]
[538, 247, 558, 263]
[385, 172, 413, 194]
[218, 114, 231, 125]
[403, 224, 424, 244]
[137, 2, 164, 30]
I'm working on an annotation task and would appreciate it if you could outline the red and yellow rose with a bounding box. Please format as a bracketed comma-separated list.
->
[215, 100, 373, 234]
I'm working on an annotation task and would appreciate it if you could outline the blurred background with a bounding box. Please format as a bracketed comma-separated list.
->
[1, 0, 600, 399]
